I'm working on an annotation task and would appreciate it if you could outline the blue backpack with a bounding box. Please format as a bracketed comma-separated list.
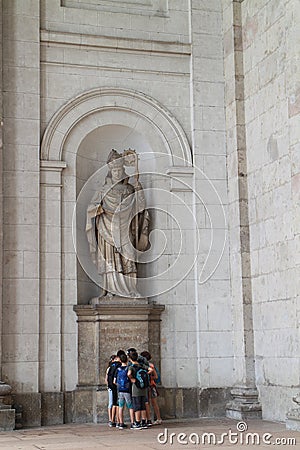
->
[154, 365, 161, 384]
[135, 367, 149, 389]
[117, 366, 130, 392]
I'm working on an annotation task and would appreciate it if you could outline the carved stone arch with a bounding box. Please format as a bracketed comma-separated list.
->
[40, 87, 192, 165]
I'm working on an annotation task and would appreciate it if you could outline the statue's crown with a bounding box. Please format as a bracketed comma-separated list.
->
[107, 149, 124, 169]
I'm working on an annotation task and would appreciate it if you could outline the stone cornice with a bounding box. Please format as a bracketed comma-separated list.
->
[40, 29, 191, 56]
[74, 303, 165, 321]
[40, 30, 191, 56]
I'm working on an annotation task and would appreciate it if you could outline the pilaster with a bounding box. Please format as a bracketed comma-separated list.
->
[222, 0, 261, 419]
[39, 160, 66, 392]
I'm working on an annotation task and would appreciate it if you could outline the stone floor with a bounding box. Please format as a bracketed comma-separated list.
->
[0, 418, 299, 450]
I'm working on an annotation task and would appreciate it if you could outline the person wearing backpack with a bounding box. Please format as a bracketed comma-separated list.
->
[127, 350, 150, 429]
[105, 355, 116, 426]
[105, 354, 121, 427]
[140, 351, 162, 425]
[113, 354, 135, 429]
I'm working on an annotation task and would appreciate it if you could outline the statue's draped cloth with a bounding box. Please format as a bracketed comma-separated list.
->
[86, 178, 149, 297]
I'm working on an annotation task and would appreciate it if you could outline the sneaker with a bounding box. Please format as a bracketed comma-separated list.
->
[141, 421, 148, 429]
[131, 423, 142, 430]
[147, 420, 153, 426]
[108, 421, 116, 427]
[116, 423, 120, 428]
[119, 423, 127, 429]
[153, 419, 162, 425]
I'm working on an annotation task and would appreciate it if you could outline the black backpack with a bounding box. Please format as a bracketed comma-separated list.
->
[135, 366, 149, 389]
[107, 361, 120, 389]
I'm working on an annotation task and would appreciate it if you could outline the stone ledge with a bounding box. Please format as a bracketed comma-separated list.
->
[40, 30, 192, 56]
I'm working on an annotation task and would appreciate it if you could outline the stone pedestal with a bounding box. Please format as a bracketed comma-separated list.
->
[226, 386, 262, 420]
[73, 297, 165, 423]
[0, 382, 15, 431]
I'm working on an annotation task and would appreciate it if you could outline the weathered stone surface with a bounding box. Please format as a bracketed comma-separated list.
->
[199, 388, 232, 417]
[0, 406, 15, 431]
[12, 393, 41, 428]
[71, 299, 165, 423]
[64, 391, 75, 424]
[41, 392, 64, 426]
[73, 389, 95, 424]
[226, 387, 262, 420]
[74, 300, 165, 387]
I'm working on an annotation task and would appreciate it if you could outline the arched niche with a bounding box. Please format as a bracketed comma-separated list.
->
[40, 87, 192, 303]
[75, 124, 158, 302]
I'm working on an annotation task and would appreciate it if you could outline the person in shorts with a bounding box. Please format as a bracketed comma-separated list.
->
[106, 354, 121, 427]
[127, 350, 149, 429]
[114, 354, 135, 429]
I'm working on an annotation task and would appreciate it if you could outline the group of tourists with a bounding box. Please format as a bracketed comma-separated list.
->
[105, 348, 162, 430]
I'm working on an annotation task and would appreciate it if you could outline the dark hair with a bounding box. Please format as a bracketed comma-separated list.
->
[129, 350, 138, 362]
[126, 347, 137, 356]
[140, 351, 151, 361]
[120, 354, 128, 364]
[107, 354, 116, 369]
[117, 349, 126, 357]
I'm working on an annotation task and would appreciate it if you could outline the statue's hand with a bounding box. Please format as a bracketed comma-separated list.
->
[96, 204, 104, 214]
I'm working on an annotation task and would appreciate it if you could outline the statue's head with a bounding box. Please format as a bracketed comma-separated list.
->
[106, 149, 126, 183]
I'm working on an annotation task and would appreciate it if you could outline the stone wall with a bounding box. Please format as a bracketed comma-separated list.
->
[223, 0, 300, 422]
[241, 0, 300, 421]
[2, 0, 40, 395]
[0, 0, 236, 425]
[3, 0, 299, 426]
[0, 0, 3, 381]
[190, 0, 233, 389]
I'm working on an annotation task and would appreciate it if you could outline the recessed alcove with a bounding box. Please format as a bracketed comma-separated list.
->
[75, 124, 158, 303]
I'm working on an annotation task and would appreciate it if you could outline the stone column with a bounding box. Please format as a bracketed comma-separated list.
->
[223, 0, 261, 420]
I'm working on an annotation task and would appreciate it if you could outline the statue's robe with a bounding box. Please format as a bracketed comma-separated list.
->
[86, 178, 149, 297]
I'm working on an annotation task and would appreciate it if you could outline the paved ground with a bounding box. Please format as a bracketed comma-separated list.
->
[0, 418, 299, 450]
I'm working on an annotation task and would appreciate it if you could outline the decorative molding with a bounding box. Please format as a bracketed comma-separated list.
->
[61, 0, 169, 17]
[40, 87, 192, 165]
[41, 61, 189, 78]
[166, 166, 194, 192]
[166, 166, 194, 175]
[40, 30, 191, 56]
[40, 160, 67, 171]
[40, 160, 67, 187]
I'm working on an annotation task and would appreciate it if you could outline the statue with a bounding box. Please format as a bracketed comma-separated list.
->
[86, 149, 150, 298]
